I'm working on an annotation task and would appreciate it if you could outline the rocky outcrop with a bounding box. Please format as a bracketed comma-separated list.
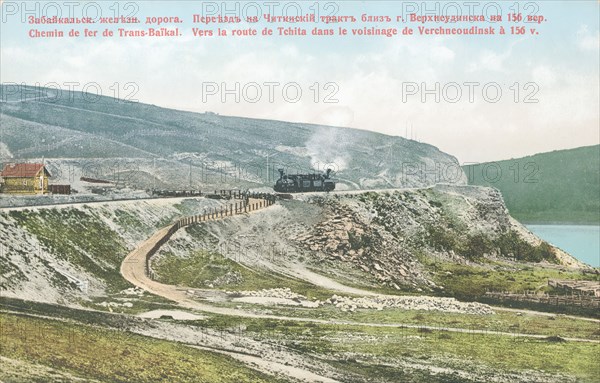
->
[292, 200, 426, 290]
[292, 185, 584, 292]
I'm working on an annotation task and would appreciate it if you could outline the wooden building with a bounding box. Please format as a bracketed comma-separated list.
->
[0, 163, 51, 194]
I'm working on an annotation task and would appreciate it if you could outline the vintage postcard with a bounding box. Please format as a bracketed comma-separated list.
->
[1, 1, 599, 382]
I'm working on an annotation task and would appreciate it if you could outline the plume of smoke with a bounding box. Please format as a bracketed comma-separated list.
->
[305, 127, 350, 173]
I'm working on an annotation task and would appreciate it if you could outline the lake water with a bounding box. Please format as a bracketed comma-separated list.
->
[526, 225, 600, 267]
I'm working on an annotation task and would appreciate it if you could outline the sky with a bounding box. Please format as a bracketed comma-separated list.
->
[1, 0, 599, 163]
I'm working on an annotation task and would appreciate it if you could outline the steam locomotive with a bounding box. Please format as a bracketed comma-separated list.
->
[273, 168, 335, 193]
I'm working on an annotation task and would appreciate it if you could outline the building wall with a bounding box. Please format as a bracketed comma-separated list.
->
[1, 176, 48, 194]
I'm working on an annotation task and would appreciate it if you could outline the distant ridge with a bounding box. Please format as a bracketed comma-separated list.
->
[464, 145, 600, 224]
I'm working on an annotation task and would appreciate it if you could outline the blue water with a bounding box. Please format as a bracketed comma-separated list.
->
[526, 225, 600, 267]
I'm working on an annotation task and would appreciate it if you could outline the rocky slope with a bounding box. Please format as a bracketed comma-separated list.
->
[290, 185, 586, 292]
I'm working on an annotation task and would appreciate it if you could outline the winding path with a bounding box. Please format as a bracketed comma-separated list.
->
[120, 197, 277, 315]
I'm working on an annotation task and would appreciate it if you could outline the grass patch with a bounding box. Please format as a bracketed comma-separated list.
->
[0, 312, 290, 383]
[333, 329, 600, 381]
[153, 249, 334, 300]
[188, 313, 600, 382]
[208, 300, 600, 341]
[8, 208, 129, 291]
[428, 260, 597, 300]
[113, 209, 147, 231]
[327, 359, 469, 383]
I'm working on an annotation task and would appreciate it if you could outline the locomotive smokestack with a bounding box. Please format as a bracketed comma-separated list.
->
[278, 168, 284, 179]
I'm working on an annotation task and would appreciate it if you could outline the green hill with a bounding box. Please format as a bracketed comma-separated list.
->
[463, 145, 600, 224]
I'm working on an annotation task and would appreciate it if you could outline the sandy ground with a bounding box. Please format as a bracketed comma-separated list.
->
[232, 296, 320, 307]
[191, 346, 341, 383]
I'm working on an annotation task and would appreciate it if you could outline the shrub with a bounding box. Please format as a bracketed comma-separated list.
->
[459, 234, 493, 260]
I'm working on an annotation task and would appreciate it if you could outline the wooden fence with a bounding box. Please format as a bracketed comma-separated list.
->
[143, 191, 276, 277]
[484, 291, 600, 309]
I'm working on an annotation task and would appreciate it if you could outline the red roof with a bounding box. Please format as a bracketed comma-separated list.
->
[1, 163, 49, 178]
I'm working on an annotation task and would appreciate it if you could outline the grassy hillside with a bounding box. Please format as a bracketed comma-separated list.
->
[463, 146, 600, 224]
[0, 312, 289, 383]
[0, 85, 465, 191]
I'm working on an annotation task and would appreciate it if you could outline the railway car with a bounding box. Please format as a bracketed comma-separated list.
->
[273, 168, 335, 193]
